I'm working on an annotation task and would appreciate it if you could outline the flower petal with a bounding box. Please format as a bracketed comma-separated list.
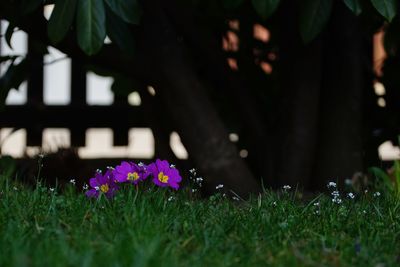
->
[89, 177, 99, 188]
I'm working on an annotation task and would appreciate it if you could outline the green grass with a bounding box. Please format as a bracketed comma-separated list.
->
[1, 176, 400, 266]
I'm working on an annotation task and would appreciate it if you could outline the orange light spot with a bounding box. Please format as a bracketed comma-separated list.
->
[260, 62, 273, 74]
[227, 58, 239, 71]
[253, 24, 270, 43]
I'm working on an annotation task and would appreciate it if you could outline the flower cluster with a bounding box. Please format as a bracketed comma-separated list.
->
[327, 181, 343, 204]
[85, 159, 182, 199]
[188, 168, 203, 193]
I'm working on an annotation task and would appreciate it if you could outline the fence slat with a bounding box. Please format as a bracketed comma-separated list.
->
[70, 58, 87, 146]
[0, 106, 146, 129]
[26, 32, 44, 146]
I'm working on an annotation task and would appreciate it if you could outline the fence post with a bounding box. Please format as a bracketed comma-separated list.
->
[70, 58, 87, 147]
[26, 29, 44, 147]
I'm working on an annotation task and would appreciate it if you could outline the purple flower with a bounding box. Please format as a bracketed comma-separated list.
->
[147, 159, 182, 190]
[113, 161, 149, 184]
[86, 170, 119, 199]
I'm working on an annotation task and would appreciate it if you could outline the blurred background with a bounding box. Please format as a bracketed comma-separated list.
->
[1, 0, 400, 194]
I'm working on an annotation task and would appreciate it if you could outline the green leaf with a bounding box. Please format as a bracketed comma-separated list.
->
[76, 0, 106, 55]
[0, 58, 29, 109]
[343, 0, 362, 16]
[394, 160, 400, 194]
[299, 0, 333, 43]
[251, 0, 281, 19]
[104, 0, 142, 25]
[48, 0, 78, 44]
[0, 156, 17, 180]
[368, 167, 393, 191]
[222, 0, 245, 10]
[370, 0, 397, 22]
[105, 6, 135, 57]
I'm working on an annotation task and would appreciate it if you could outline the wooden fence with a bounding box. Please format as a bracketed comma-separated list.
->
[0, 29, 159, 161]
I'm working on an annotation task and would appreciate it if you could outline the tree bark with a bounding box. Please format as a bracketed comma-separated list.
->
[162, 1, 273, 185]
[135, 0, 261, 196]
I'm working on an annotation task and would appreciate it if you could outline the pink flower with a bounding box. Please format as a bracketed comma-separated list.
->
[113, 161, 149, 184]
[147, 159, 182, 190]
[86, 170, 119, 199]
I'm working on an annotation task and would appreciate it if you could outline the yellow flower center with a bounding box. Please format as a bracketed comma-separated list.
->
[100, 184, 109, 193]
[158, 172, 169, 183]
[127, 172, 140, 181]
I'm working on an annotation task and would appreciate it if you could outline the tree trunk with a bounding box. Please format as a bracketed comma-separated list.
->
[136, 0, 261, 196]
[163, 0, 273, 185]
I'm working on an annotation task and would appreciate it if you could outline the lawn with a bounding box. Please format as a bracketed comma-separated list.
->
[1, 168, 400, 266]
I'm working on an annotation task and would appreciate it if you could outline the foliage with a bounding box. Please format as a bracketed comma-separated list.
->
[370, 0, 398, 22]
[47, 0, 77, 44]
[368, 137, 400, 198]
[1, 0, 398, 55]
[0, 0, 398, 96]
[0, 156, 16, 180]
[0, 171, 399, 266]
[344, 0, 363, 16]
[0, 57, 29, 109]
[299, 0, 333, 43]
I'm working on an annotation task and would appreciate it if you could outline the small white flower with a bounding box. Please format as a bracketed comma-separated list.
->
[313, 202, 320, 206]
[216, 184, 224, 190]
[232, 196, 240, 201]
[138, 162, 145, 167]
[331, 190, 340, 197]
[170, 164, 176, 168]
[189, 168, 196, 174]
[83, 184, 89, 190]
[13, 186, 18, 191]
[191, 189, 197, 193]
[38, 153, 45, 159]
[94, 186, 100, 191]
[106, 166, 114, 170]
[49, 187, 55, 192]
[283, 185, 291, 190]
[327, 182, 337, 188]
[373, 192, 381, 197]
[362, 210, 367, 214]
[69, 179, 76, 185]
[96, 169, 102, 173]
[332, 197, 342, 204]
[364, 189, 368, 194]
[272, 201, 277, 206]
[347, 192, 355, 199]
[196, 177, 203, 182]
[168, 196, 174, 202]
[314, 210, 320, 215]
